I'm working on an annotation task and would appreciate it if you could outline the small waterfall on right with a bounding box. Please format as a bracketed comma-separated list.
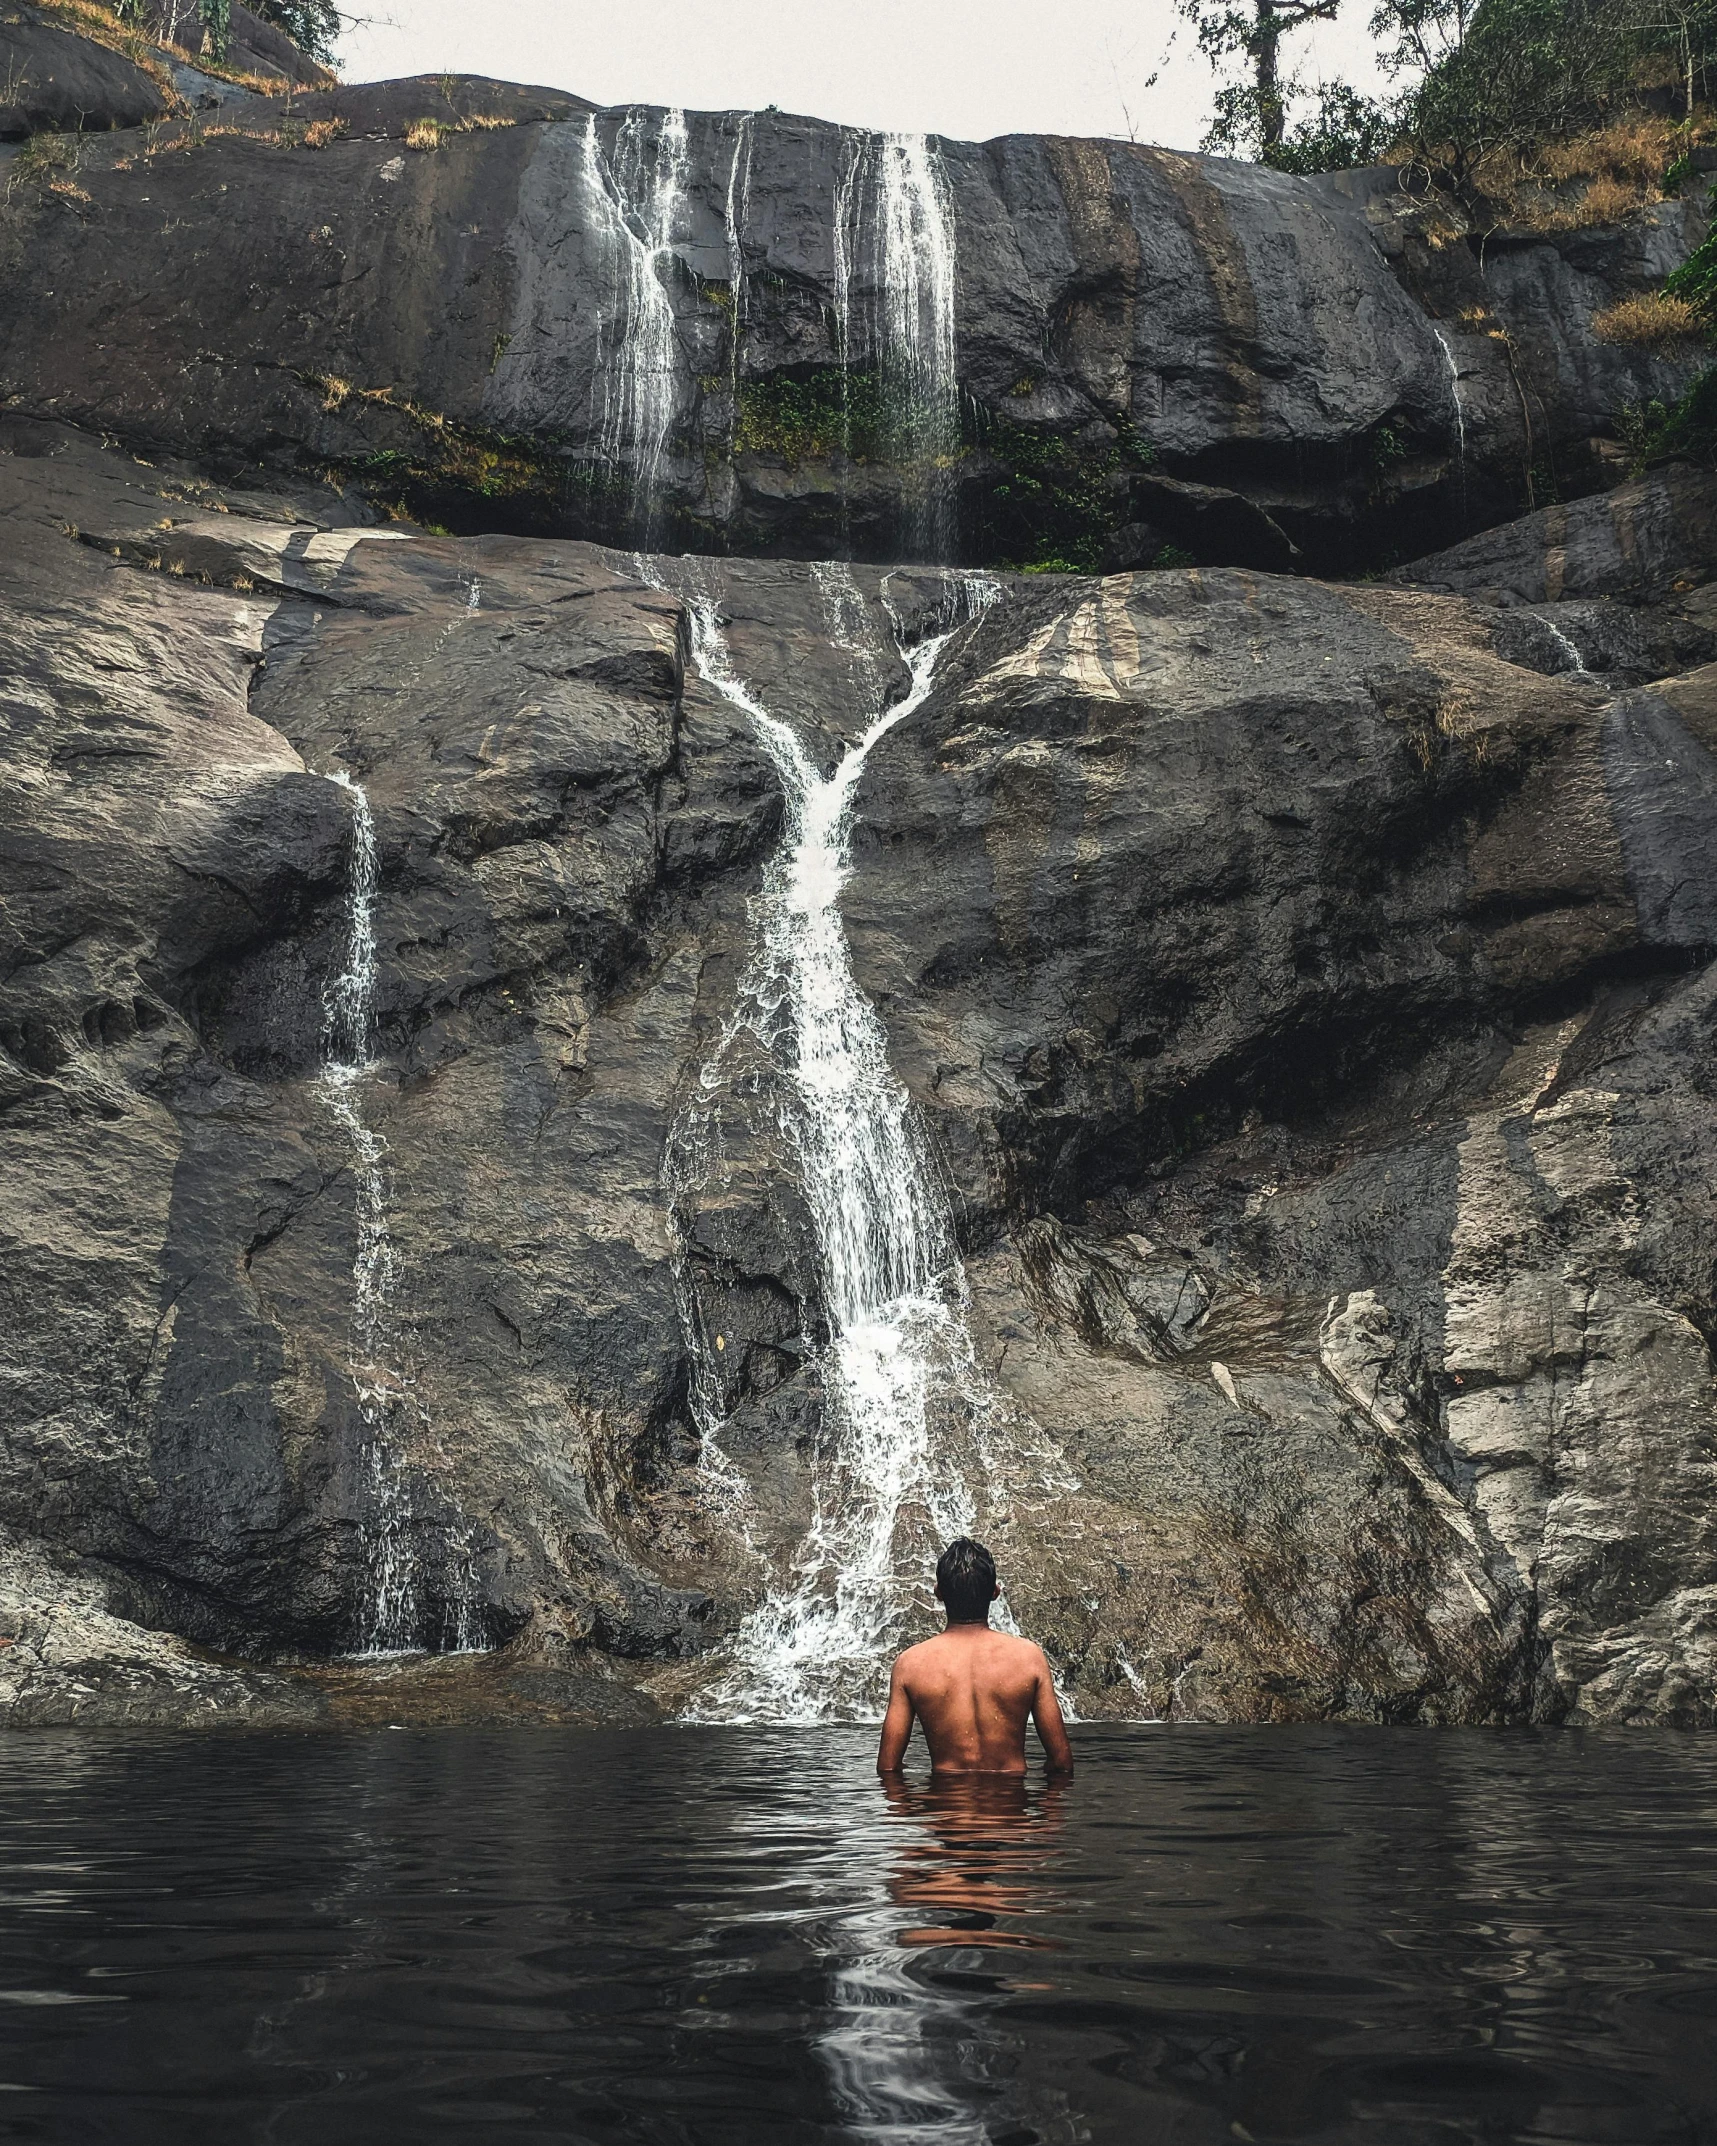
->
[833, 131, 962, 560]
[583, 107, 692, 540]
[665, 564, 1008, 1722]
[1539, 616, 1588, 674]
[723, 111, 755, 442]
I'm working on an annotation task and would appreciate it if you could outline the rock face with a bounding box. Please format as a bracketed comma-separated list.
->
[7, 402, 1717, 1726]
[0, 42, 1705, 571]
[6, 11, 1717, 1727]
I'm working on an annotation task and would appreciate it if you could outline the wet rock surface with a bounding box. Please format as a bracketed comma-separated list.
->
[0, 68, 1703, 570]
[7, 412, 1717, 1725]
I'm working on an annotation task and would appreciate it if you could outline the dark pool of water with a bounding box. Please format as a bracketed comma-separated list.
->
[0, 1726, 1714, 2144]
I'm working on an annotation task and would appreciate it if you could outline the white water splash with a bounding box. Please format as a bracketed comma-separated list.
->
[664, 566, 1002, 1721]
[318, 775, 483, 1657]
[583, 107, 691, 537]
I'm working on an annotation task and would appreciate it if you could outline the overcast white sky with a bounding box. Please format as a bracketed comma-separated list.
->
[337, 0, 1389, 151]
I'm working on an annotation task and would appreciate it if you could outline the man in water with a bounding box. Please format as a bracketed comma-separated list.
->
[877, 1538, 1074, 1777]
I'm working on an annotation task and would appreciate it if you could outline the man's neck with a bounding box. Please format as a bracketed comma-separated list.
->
[943, 1616, 990, 1631]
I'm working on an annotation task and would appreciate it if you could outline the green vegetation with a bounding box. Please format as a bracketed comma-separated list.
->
[967, 411, 1160, 573]
[250, 0, 341, 65]
[730, 367, 1162, 571]
[734, 368, 897, 465]
[1181, 0, 1717, 182]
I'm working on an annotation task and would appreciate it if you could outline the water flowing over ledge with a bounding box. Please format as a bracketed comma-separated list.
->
[641, 558, 1017, 1722]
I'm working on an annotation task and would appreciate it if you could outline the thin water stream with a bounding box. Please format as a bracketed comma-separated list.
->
[318, 772, 482, 1658]
[1433, 323, 1467, 517]
[833, 130, 961, 558]
[584, 107, 692, 538]
[316, 774, 416, 1655]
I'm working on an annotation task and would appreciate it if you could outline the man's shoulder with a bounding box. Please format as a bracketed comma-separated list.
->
[994, 1631, 1050, 1668]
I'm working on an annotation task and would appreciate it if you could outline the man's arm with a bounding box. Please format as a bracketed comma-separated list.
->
[1031, 1651, 1074, 1774]
[877, 1658, 916, 1774]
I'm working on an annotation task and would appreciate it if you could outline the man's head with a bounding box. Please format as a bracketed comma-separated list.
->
[935, 1537, 999, 1624]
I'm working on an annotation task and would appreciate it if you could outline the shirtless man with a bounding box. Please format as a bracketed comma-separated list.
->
[876, 1538, 1074, 1777]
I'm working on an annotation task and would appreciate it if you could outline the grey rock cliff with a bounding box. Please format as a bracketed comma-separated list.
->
[7, 412, 1717, 1724]
[0, 64, 1703, 570]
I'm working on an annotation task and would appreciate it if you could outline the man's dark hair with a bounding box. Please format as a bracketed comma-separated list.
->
[936, 1537, 997, 1622]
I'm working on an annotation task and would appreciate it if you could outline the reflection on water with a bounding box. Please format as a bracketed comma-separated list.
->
[0, 1727, 1715, 2143]
[820, 1778, 1073, 2145]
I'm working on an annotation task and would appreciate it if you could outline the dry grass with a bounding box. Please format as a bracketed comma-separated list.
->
[302, 117, 346, 148]
[6, 130, 87, 198]
[1472, 112, 1701, 233]
[1593, 290, 1704, 346]
[1540, 113, 1680, 185]
[404, 118, 445, 150]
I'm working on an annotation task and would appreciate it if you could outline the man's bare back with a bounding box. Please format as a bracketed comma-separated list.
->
[877, 1539, 1073, 1778]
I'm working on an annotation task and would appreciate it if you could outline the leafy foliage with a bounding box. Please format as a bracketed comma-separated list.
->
[734, 368, 898, 465]
[1667, 181, 1717, 328]
[1263, 82, 1400, 171]
[1390, 0, 1717, 179]
[967, 411, 1159, 572]
[1180, 0, 1344, 154]
[249, 0, 341, 66]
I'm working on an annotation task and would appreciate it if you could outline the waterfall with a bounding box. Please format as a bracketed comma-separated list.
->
[317, 774, 416, 1655]
[1539, 615, 1587, 675]
[662, 563, 1001, 1721]
[724, 112, 754, 439]
[318, 775, 482, 1658]
[583, 107, 692, 539]
[832, 131, 961, 560]
[1433, 325, 1467, 517]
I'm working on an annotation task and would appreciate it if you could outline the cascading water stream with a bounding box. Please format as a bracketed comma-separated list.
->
[1539, 616, 1588, 674]
[724, 112, 755, 439]
[661, 564, 1002, 1721]
[833, 131, 961, 559]
[318, 774, 485, 1659]
[317, 774, 417, 1655]
[1433, 324, 1467, 518]
[583, 107, 692, 538]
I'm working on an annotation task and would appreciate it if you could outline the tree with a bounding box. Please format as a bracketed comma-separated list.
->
[1381, 0, 1695, 180]
[1180, 0, 1346, 158]
[250, 0, 342, 66]
[1266, 81, 1400, 170]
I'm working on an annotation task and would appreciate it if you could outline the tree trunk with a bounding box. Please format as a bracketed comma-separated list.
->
[1255, 0, 1285, 150]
